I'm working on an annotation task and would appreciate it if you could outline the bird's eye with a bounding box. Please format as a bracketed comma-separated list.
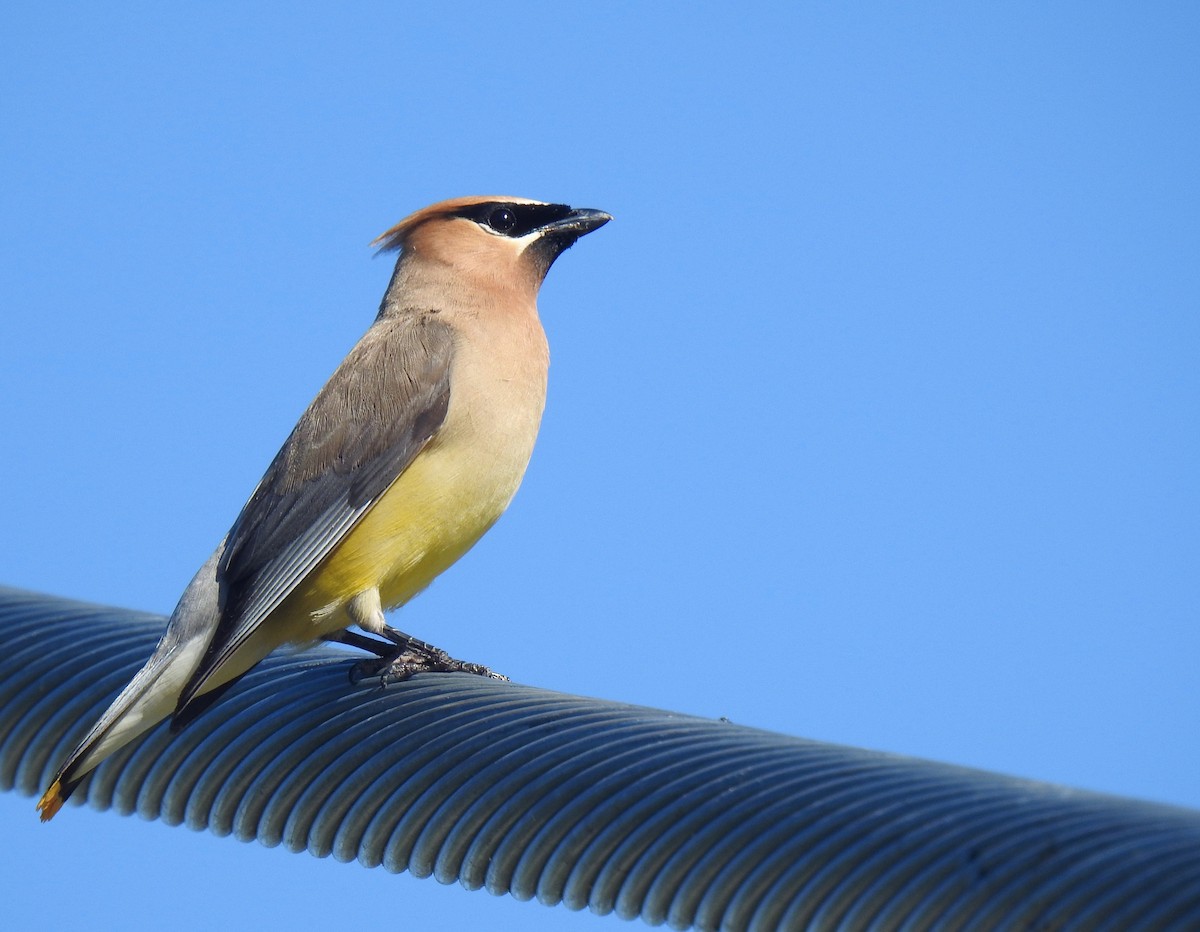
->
[487, 207, 517, 234]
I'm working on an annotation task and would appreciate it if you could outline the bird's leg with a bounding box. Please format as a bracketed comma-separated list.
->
[322, 629, 391, 657]
[378, 625, 453, 663]
[374, 624, 508, 684]
[343, 589, 507, 684]
[323, 629, 396, 683]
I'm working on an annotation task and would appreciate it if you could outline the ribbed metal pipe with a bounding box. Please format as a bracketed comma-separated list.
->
[1, 585, 1197, 930]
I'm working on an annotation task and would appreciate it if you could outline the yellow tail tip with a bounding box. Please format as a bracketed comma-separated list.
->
[36, 782, 65, 822]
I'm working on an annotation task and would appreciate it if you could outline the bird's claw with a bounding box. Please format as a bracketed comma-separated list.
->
[348, 648, 507, 686]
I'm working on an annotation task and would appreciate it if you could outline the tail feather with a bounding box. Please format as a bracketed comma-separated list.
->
[36, 547, 223, 820]
[36, 779, 67, 822]
[34, 637, 204, 821]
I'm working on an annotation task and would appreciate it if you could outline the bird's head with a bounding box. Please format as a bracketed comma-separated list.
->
[374, 196, 611, 299]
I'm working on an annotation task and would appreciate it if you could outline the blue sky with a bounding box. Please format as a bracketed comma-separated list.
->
[2, 4, 1198, 930]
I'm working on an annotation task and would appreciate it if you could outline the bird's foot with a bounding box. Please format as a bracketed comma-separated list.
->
[377, 650, 507, 686]
[348, 644, 507, 686]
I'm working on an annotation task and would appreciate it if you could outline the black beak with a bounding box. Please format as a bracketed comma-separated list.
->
[540, 207, 613, 239]
[528, 206, 612, 280]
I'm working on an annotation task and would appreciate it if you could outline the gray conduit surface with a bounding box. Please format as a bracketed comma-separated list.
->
[1, 585, 1198, 931]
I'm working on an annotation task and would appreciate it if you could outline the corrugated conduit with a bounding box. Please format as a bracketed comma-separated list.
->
[1, 586, 1197, 930]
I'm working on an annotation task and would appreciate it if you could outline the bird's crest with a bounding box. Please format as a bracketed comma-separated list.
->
[372, 195, 541, 253]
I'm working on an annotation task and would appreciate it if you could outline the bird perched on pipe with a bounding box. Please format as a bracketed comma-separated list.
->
[37, 196, 611, 820]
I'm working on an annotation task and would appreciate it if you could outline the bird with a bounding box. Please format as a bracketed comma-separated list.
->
[36, 195, 611, 820]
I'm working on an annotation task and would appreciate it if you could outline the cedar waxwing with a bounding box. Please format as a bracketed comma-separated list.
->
[37, 196, 611, 820]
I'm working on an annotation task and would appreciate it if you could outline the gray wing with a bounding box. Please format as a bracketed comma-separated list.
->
[177, 314, 454, 711]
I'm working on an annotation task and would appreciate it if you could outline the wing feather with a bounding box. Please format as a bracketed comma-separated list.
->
[175, 313, 454, 713]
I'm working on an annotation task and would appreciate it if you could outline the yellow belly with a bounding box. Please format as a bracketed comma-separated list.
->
[302, 436, 518, 618]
